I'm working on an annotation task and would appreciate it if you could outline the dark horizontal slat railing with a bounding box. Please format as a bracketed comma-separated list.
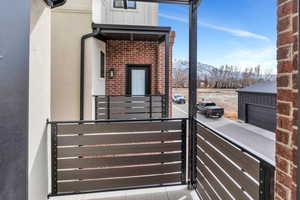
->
[94, 95, 167, 120]
[49, 118, 187, 196]
[58, 173, 182, 193]
[194, 120, 275, 200]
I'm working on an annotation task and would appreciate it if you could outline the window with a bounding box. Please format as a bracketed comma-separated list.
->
[100, 51, 105, 78]
[113, 0, 136, 9]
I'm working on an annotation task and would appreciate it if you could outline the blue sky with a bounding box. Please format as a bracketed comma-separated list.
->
[158, 0, 277, 74]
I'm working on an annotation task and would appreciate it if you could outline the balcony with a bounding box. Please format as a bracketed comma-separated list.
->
[47, 117, 274, 200]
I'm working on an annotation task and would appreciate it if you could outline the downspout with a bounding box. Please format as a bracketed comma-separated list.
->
[80, 28, 100, 120]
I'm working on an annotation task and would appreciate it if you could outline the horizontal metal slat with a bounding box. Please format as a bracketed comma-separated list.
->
[197, 150, 252, 200]
[57, 163, 181, 181]
[57, 121, 181, 135]
[108, 107, 150, 113]
[197, 124, 260, 180]
[109, 96, 150, 102]
[57, 131, 181, 146]
[109, 113, 150, 120]
[197, 160, 233, 200]
[57, 153, 181, 169]
[57, 142, 182, 157]
[108, 102, 149, 107]
[57, 173, 181, 193]
[152, 107, 163, 113]
[196, 180, 211, 200]
[95, 115, 107, 120]
[151, 96, 163, 102]
[197, 137, 259, 196]
[197, 170, 221, 200]
[197, 136, 259, 199]
[96, 109, 107, 114]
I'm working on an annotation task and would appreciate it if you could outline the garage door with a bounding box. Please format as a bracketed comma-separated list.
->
[246, 104, 276, 132]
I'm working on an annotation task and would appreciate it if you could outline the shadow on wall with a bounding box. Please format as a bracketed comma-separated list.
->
[30, 0, 46, 34]
[29, 126, 49, 200]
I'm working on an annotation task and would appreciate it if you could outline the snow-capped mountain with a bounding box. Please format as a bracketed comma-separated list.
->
[173, 58, 217, 79]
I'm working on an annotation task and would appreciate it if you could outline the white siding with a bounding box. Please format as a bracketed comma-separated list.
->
[84, 38, 106, 120]
[29, 0, 51, 199]
[93, 0, 158, 26]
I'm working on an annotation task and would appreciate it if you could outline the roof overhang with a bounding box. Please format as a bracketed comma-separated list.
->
[48, 0, 201, 8]
[132, 0, 191, 5]
[92, 23, 171, 42]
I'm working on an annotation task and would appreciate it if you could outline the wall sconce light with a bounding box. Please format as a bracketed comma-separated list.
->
[108, 68, 115, 79]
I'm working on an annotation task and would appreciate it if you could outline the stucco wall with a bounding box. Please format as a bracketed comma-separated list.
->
[84, 38, 106, 120]
[28, 0, 51, 199]
[51, 0, 92, 120]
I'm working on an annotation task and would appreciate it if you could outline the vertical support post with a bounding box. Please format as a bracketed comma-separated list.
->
[150, 95, 153, 118]
[188, 1, 198, 189]
[181, 119, 187, 184]
[107, 96, 110, 119]
[94, 96, 98, 120]
[165, 34, 170, 118]
[51, 123, 58, 195]
[259, 161, 275, 200]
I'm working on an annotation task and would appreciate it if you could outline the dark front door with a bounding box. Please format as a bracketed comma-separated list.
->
[246, 104, 276, 132]
[127, 65, 150, 96]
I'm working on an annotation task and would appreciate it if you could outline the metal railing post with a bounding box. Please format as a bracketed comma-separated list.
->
[107, 96, 110, 119]
[51, 123, 58, 195]
[150, 95, 153, 118]
[259, 161, 275, 200]
[94, 96, 98, 120]
[161, 95, 166, 118]
[181, 119, 187, 184]
[188, 0, 198, 190]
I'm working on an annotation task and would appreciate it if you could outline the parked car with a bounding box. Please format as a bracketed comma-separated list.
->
[197, 101, 224, 118]
[173, 94, 186, 104]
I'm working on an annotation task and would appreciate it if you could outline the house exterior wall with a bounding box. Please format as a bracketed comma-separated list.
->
[28, 0, 51, 200]
[106, 40, 163, 95]
[51, 0, 159, 120]
[84, 38, 106, 120]
[106, 32, 175, 116]
[93, 0, 158, 26]
[275, 0, 298, 199]
[51, 0, 92, 120]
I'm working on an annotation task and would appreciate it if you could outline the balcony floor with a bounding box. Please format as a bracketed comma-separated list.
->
[50, 186, 200, 200]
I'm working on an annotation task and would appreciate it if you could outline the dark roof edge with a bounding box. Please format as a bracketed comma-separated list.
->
[237, 91, 277, 95]
[92, 23, 172, 33]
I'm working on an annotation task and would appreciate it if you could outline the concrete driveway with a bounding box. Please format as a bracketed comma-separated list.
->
[172, 103, 275, 166]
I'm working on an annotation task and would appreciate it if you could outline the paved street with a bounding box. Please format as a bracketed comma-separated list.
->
[172, 103, 275, 165]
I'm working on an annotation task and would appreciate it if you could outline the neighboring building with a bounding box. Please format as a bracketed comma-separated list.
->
[237, 81, 277, 132]
[51, 0, 173, 121]
[51, 0, 92, 120]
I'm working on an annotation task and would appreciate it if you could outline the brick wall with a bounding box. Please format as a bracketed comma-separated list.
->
[105, 34, 175, 117]
[276, 0, 298, 199]
[106, 40, 161, 95]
